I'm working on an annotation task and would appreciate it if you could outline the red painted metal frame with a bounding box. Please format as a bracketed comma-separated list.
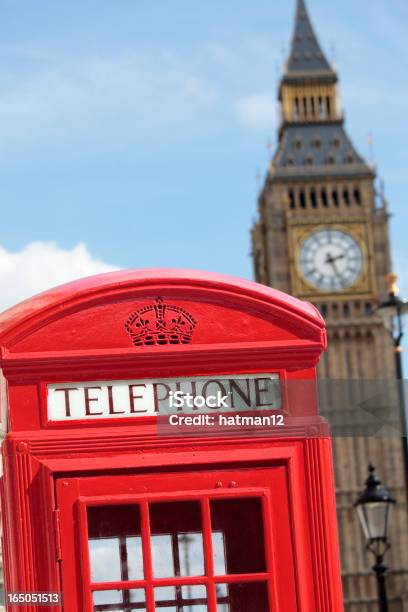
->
[1, 436, 342, 611]
[57, 465, 298, 610]
[75, 488, 276, 610]
[0, 270, 343, 611]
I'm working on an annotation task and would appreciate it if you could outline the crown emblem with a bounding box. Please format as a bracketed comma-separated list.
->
[125, 297, 197, 347]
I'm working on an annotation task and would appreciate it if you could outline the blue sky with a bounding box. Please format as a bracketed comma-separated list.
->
[0, 0, 407, 308]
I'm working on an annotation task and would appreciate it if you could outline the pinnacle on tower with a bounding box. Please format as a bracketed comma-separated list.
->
[286, 0, 335, 77]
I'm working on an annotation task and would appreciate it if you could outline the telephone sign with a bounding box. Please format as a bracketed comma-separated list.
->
[46, 373, 281, 421]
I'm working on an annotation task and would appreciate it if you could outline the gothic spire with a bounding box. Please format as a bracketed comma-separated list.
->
[286, 0, 335, 77]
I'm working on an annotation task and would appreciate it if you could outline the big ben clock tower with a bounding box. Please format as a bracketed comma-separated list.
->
[252, 0, 408, 609]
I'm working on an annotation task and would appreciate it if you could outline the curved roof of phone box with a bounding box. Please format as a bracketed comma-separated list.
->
[0, 269, 325, 344]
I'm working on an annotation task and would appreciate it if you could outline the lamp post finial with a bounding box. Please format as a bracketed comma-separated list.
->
[387, 274, 399, 297]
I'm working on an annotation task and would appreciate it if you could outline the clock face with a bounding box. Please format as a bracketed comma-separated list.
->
[299, 229, 363, 292]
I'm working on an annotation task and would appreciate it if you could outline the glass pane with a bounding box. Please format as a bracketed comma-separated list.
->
[93, 590, 122, 606]
[181, 585, 207, 600]
[155, 585, 207, 610]
[150, 501, 204, 578]
[178, 533, 204, 576]
[93, 589, 146, 611]
[211, 498, 266, 575]
[155, 586, 176, 602]
[88, 505, 143, 583]
[89, 538, 121, 583]
[364, 503, 388, 539]
[182, 584, 208, 610]
[212, 532, 226, 575]
[151, 535, 174, 578]
[129, 589, 147, 604]
[127, 537, 144, 580]
[216, 582, 269, 611]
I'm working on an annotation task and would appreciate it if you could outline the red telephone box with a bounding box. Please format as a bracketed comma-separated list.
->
[0, 269, 343, 611]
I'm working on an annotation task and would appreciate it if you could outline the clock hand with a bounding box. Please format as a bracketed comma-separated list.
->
[330, 261, 341, 277]
[326, 253, 345, 264]
[325, 252, 342, 277]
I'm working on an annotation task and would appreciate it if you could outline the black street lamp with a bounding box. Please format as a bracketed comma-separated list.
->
[376, 273, 408, 511]
[355, 463, 396, 612]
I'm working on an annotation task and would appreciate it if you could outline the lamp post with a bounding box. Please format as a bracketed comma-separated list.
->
[355, 463, 396, 612]
[375, 273, 408, 511]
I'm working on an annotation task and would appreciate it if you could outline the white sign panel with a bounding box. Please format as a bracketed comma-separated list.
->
[47, 374, 280, 422]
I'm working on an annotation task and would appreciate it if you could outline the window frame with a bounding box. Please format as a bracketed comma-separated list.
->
[57, 465, 300, 611]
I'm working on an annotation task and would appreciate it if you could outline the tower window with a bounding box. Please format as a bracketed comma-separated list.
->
[318, 97, 325, 117]
[310, 188, 317, 208]
[326, 96, 332, 116]
[313, 137, 321, 149]
[343, 189, 350, 205]
[353, 188, 361, 204]
[332, 189, 339, 206]
[294, 98, 300, 119]
[294, 138, 302, 150]
[354, 301, 362, 314]
[310, 97, 315, 116]
[321, 188, 328, 207]
[288, 189, 295, 209]
[305, 156, 314, 166]
[303, 97, 308, 117]
[332, 136, 341, 148]
[299, 190, 306, 209]
[343, 303, 350, 317]
[326, 156, 335, 165]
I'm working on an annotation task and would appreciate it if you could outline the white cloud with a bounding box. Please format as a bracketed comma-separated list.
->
[234, 92, 277, 131]
[0, 241, 117, 313]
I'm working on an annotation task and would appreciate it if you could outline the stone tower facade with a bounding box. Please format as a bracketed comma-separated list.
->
[251, 1, 408, 609]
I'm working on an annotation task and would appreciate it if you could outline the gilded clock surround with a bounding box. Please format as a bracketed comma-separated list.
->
[288, 222, 375, 300]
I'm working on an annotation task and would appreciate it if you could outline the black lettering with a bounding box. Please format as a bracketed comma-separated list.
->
[84, 386, 103, 416]
[129, 384, 148, 414]
[54, 387, 78, 418]
[153, 383, 171, 412]
[255, 378, 274, 407]
[108, 385, 125, 415]
[229, 379, 252, 409]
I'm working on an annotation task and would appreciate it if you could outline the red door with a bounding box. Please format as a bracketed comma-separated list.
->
[56, 466, 298, 611]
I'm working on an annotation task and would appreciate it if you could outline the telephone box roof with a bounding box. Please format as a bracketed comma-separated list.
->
[0, 269, 324, 345]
